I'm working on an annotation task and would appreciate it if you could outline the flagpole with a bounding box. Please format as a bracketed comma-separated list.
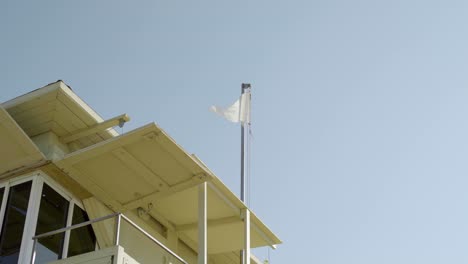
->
[240, 83, 249, 203]
[211, 83, 252, 264]
[240, 83, 251, 264]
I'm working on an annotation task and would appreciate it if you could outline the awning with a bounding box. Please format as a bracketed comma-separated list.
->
[0, 105, 46, 176]
[55, 123, 280, 254]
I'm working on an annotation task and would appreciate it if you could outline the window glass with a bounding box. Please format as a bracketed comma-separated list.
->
[0, 188, 4, 212]
[35, 184, 69, 263]
[68, 205, 97, 257]
[0, 181, 32, 264]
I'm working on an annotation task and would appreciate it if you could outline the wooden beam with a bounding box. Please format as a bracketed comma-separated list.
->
[61, 114, 130, 143]
[207, 182, 241, 214]
[60, 165, 124, 212]
[122, 173, 210, 210]
[176, 216, 240, 232]
[146, 205, 177, 232]
[111, 147, 168, 191]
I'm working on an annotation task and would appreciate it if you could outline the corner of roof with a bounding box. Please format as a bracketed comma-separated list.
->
[55, 80, 74, 92]
[1, 80, 61, 108]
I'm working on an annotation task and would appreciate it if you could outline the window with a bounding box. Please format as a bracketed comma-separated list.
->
[34, 184, 70, 263]
[33, 181, 97, 263]
[0, 181, 32, 264]
[68, 204, 96, 257]
[0, 173, 97, 263]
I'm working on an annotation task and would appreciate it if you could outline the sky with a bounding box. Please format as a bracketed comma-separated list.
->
[2, 1, 468, 263]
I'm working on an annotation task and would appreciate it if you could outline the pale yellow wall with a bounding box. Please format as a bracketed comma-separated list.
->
[82, 197, 188, 264]
[48, 246, 139, 264]
[82, 197, 116, 248]
[177, 240, 198, 264]
[31, 132, 70, 160]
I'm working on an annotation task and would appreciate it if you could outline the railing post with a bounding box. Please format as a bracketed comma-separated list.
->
[30, 238, 37, 264]
[115, 213, 122, 245]
[242, 209, 250, 264]
[30, 212, 188, 264]
[198, 182, 207, 264]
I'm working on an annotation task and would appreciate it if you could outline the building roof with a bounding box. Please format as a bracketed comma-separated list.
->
[0, 81, 281, 257]
[1, 81, 119, 150]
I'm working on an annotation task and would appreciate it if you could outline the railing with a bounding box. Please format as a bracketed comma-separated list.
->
[31, 212, 187, 264]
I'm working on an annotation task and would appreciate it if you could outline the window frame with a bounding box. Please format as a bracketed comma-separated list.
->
[1, 171, 39, 264]
[0, 170, 91, 263]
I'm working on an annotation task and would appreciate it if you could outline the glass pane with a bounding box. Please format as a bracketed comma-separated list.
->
[0, 181, 32, 264]
[35, 184, 69, 264]
[120, 220, 185, 264]
[68, 205, 96, 257]
[0, 188, 5, 212]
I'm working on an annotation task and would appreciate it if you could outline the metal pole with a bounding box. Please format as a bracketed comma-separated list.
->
[115, 214, 121, 245]
[240, 83, 250, 202]
[240, 83, 251, 264]
[243, 209, 251, 264]
[198, 182, 207, 264]
[30, 239, 37, 264]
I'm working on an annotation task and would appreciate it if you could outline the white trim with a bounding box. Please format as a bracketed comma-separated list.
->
[0, 82, 61, 109]
[243, 209, 251, 264]
[0, 181, 10, 188]
[62, 201, 75, 258]
[198, 182, 207, 264]
[0, 170, 93, 263]
[34, 171, 92, 260]
[18, 176, 43, 264]
[8, 171, 40, 186]
[39, 171, 85, 208]
[207, 182, 240, 214]
[0, 181, 10, 236]
[0, 171, 39, 263]
[40, 175, 72, 202]
[251, 222, 277, 250]
[57, 82, 119, 137]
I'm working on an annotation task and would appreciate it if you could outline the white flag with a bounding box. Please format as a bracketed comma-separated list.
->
[210, 92, 250, 123]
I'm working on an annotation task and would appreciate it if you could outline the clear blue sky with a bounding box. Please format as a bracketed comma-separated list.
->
[3, 1, 468, 263]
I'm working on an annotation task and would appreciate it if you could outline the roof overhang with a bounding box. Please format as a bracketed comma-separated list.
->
[0, 105, 46, 176]
[55, 123, 281, 254]
[1, 81, 120, 149]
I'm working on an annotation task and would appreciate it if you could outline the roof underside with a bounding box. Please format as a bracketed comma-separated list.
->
[55, 123, 281, 254]
[1, 81, 281, 257]
[1, 81, 118, 149]
[0, 105, 46, 176]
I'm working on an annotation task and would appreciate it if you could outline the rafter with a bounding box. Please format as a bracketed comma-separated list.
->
[61, 114, 130, 143]
[176, 216, 241, 232]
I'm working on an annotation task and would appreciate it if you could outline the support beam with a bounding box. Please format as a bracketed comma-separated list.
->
[112, 147, 168, 191]
[64, 166, 124, 212]
[198, 182, 207, 264]
[251, 221, 277, 250]
[167, 229, 179, 252]
[123, 173, 209, 210]
[146, 205, 177, 232]
[207, 182, 240, 214]
[242, 208, 251, 264]
[61, 114, 130, 143]
[176, 216, 240, 232]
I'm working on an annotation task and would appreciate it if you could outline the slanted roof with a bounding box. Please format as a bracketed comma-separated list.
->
[1, 81, 281, 257]
[0, 105, 46, 176]
[55, 122, 281, 253]
[1, 81, 119, 149]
